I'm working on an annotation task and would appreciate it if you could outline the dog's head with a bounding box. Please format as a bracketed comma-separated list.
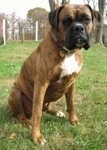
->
[49, 4, 101, 51]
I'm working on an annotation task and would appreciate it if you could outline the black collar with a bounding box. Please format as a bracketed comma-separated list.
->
[51, 31, 77, 57]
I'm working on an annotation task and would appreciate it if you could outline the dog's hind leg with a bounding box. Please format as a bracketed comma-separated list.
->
[8, 85, 32, 127]
[43, 103, 65, 118]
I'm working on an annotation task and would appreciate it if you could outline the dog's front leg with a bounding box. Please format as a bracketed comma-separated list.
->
[65, 81, 79, 125]
[32, 78, 49, 145]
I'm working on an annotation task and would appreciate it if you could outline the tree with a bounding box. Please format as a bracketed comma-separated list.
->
[49, 0, 55, 10]
[11, 12, 17, 40]
[84, 0, 106, 44]
[17, 18, 26, 42]
[49, 0, 70, 10]
[27, 7, 49, 40]
[96, 0, 106, 44]
[9, 12, 18, 40]
[83, 0, 98, 8]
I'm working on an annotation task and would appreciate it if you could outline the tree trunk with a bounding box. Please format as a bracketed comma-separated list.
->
[49, 0, 70, 10]
[95, 15, 104, 44]
[49, 0, 55, 10]
[95, 0, 105, 44]
[62, 0, 69, 4]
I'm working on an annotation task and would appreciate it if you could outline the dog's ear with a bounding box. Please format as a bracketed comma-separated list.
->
[48, 5, 64, 29]
[93, 10, 101, 22]
[86, 4, 101, 23]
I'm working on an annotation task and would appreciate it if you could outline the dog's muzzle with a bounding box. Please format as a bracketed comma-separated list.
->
[65, 22, 90, 51]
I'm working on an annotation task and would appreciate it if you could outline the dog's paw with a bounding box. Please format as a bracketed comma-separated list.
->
[33, 134, 47, 145]
[56, 111, 65, 118]
[29, 125, 32, 130]
[40, 138, 47, 145]
[70, 115, 79, 125]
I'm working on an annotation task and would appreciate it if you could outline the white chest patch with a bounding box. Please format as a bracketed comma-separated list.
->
[60, 53, 81, 79]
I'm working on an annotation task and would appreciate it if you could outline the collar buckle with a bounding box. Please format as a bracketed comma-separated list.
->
[61, 47, 71, 53]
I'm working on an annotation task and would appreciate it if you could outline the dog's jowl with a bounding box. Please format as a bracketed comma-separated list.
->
[8, 4, 101, 144]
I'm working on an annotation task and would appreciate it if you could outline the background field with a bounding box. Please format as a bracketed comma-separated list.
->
[0, 41, 107, 150]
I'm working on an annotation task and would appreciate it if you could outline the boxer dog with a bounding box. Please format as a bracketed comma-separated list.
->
[8, 4, 101, 145]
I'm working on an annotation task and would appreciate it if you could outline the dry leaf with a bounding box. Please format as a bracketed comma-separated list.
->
[8, 133, 17, 139]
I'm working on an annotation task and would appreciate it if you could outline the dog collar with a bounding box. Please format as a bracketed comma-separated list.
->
[59, 47, 77, 57]
[51, 31, 77, 57]
[60, 47, 70, 57]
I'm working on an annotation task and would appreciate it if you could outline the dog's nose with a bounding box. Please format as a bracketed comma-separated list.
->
[73, 23, 85, 34]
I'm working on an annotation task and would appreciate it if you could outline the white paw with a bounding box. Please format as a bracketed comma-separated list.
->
[56, 111, 65, 118]
[29, 125, 32, 130]
[40, 138, 47, 145]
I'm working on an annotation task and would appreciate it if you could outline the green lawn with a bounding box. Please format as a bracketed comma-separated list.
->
[0, 41, 107, 150]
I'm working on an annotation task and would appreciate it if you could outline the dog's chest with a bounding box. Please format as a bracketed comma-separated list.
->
[58, 53, 81, 81]
[45, 53, 82, 102]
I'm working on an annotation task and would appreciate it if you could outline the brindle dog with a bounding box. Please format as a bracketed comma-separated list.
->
[8, 4, 101, 144]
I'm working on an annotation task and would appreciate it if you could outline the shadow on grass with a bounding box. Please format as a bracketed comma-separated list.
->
[0, 103, 16, 124]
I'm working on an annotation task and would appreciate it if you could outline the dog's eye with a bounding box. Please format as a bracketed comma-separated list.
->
[83, 17, 91, 24]
[79, 14, 91, 24]
[62, 17, 72, 27]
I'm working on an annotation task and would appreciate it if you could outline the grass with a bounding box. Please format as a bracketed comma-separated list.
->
[0, 41, 107, 150]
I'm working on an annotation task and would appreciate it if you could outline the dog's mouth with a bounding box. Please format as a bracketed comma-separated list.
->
[75, 36, 90, 50]
[65, 37, 90, 52]
[75, 38, 86, 47]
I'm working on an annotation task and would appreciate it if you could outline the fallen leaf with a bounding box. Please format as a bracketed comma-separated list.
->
[8, 133, 17, 140]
